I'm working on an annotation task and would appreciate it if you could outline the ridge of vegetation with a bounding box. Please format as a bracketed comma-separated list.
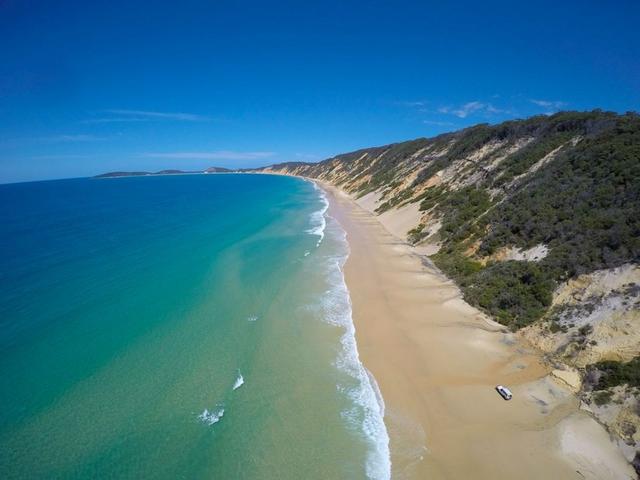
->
[259, 110, 640, 330]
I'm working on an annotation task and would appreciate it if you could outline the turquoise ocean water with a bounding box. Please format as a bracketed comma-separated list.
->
[0, 174, 390, 479]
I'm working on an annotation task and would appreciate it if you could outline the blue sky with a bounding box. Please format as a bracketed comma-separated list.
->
[1, 0, 638, 183]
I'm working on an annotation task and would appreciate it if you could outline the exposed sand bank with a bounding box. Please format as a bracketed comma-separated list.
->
[322, 183, 634, 480]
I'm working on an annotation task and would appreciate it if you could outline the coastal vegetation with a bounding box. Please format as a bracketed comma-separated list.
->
[587, 357, 640, 391]
[267, 110, 639, 330]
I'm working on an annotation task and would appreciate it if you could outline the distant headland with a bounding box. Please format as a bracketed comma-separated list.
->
[94, 167, 233, 178]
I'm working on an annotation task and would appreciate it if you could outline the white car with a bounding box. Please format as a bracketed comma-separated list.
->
[495, 385, 513, 400]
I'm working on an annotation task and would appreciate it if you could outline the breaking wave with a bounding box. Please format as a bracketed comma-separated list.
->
[309, 187, 391, 479]
[306, 181, 329, 247]
[233, 371, 244, 390]
[198, 406, 225, 426]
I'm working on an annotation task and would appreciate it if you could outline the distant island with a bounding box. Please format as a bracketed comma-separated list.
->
[95, 167, 232, 178]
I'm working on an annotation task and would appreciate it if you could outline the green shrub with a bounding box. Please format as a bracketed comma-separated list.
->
[431, 250, 483, 285]
[418, 186, 448, 211]
[549, 321, 565, 333]
[463, 261, 555, 329]
[588, 357, 640, 390]
[479, 112, 640, 280]
[407, 224, 428, 244]
[436, 187, 493, 243]
[593, 390, 614, 406]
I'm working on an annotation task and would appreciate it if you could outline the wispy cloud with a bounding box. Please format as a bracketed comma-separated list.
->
[529, 99, 566, 109]
[438, 101, 507, 119]
[30, 154, 100, 160]
[85, 109, 210, 123]
[37, 134, 104, 142]
[142, 151, 275, 161]
[107, 109, 209, 121]
[422, 120, 455, 127]
[83, 117, 149, 124]
[394, 100, 428, 107]
[529, 99, 566, 115]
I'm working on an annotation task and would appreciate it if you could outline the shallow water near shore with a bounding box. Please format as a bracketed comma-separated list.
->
[0, 174, 389, 479]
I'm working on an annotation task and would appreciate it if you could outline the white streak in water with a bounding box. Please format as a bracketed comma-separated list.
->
[306, 181, 329, 247]
[309, 183, 391, 480]
[233, 371, 244, 390]
[198, 406, 225, 426]
[247, 315, 258, 322]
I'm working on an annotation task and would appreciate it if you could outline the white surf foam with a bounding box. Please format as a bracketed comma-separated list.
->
[316, 215, 392, 480]
[233, 371, 244, 390]
[198, 406, 225, 426]
[306, 181, 329, 247]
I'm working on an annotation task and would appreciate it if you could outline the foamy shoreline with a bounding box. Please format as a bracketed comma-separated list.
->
[307, 178, 392, 479]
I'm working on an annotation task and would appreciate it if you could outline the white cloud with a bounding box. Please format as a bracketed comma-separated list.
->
[142, 151, 275, 161]
[83, 117, 149, 124]
[529, 99, 566, 110]
[86, 109, 210, 123]
[394, 100, 428, 107]
[422, 120, 455, 127]
[439, 101, 507, 119]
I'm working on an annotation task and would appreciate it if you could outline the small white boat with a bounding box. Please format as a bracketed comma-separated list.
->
[495, 385, 513, 400]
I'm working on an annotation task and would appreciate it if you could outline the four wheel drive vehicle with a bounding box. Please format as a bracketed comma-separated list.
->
[495, 385, 513, 400]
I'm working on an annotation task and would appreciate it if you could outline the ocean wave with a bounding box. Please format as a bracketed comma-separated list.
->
[366, 369, 386, 418]
[306, 181, 329, 247]
[233, 371, 244, 390]
[317, 217, 392, 480]
[198, 406, 225, 426]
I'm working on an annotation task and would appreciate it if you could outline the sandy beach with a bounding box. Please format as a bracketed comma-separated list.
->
[322, 183, 635, 480]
